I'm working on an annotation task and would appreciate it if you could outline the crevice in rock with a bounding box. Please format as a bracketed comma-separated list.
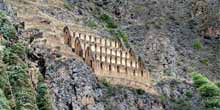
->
[38, 56, 46, 78]
[73, 84, 78, 100]
[67, 102, 73, 110]
[27, 50, 46, 78]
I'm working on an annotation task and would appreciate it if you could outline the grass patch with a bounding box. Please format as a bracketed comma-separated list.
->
[200, 59, 209, 65]
[193, 39, 202, 50]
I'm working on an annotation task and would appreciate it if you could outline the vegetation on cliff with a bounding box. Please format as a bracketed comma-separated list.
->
[192, 72, 220, 110]
[0, 11, 52, 110]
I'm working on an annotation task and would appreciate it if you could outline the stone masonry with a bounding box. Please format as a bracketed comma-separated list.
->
[63, 26, 155, 93]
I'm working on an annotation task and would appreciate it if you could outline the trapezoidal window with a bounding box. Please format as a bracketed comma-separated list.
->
[90, 60, 93, 67]
[141, 70, 143, 77]
[109, 65, 111, 71]
[100, 62, 103, 70]
[117, 66, 120, 73]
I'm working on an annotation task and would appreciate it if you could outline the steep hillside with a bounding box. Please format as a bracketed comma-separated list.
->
[0, 0, 219, 110]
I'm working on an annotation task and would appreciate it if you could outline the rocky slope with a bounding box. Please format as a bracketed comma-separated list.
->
[0, 0, 219, 110]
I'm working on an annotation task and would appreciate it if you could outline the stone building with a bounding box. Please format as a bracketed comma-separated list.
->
[63, 26, 155, 93]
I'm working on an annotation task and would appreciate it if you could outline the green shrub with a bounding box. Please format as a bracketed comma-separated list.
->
[135, 88, 145, 95]
[111, 30, 128, 46]
[185, 91, 193, 98]
[200, 59, 209, 65]
[106, 22, 117, 29]
[86, 19, 97, 28]
[193, 39, 202, 50]
[171, 99, 192, 110]
[10, 43, 25, 56]
[3, 43, 25, 65]
[204, 97, 220, 109]
[0, 89, 11, 110]
[192, 72, 220, 110]
[37, 83, 52, 110]
[215, 82, 220, 88]
[192, 72, 209, 88]
[3, 47, 18, 65]
[0, 11, 16, 41]
[198, 83, 220, 97]
[101, 79, 111, 87]
[7, 65, 38, 110]
[99, 14, 117, 29]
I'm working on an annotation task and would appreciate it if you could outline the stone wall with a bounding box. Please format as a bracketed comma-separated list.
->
[206, 27, 220, 35]
[63, 26, 154, 93]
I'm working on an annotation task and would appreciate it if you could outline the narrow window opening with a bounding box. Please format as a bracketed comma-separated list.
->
[90, 60, 93, 67]
[109, 65, 111, 71]
[141, 70, 143, 76]
[101, 62, 103, 69]
[117, 66, 120, 73]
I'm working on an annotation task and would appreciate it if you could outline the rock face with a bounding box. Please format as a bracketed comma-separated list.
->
[46, 59, 104, 110]
[156, 80, 202, 110]
[30, 42, 162, 110]
[1, 0, 219, 110]
[144, 30, 177, 80]
[30, 43, 104, 110]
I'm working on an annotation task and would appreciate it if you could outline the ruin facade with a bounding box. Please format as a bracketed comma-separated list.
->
[63, 26, 154, 93]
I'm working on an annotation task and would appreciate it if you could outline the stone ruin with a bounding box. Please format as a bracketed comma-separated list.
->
[205, 27, 220, 36]
[63, 26, 156, 94]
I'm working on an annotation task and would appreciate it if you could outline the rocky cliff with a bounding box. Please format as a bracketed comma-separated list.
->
[0, 0, 219, 110]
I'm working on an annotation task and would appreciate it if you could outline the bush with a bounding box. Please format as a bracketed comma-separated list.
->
[0, 11, 16, 41]
[200, 59, 209, 65]
[7, 65, 38, 110]
[0, 89, 11, 110]
[37, 83, 52, 110]
[3, 47, 18, 65]
[192, 72, 220, 110]
[101, 79, 111, 87]
[3, 43, 25, 65]
[192, 72, 209, 88]
[204, 97, 220, 109]
[135, 89, 145, 95]
[198, 83, 220, 97]
[193, 39, 202, 50]
[86, 19, 97, 28]
[216, 82, 220, 88]
[185, 91, 193, 98]
[111, 30, 128, 46]
[171, 99, 192, 110]
[99, 14, 117, 29]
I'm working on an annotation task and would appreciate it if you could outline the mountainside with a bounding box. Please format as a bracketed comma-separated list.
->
[0, 0, 219, 110]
